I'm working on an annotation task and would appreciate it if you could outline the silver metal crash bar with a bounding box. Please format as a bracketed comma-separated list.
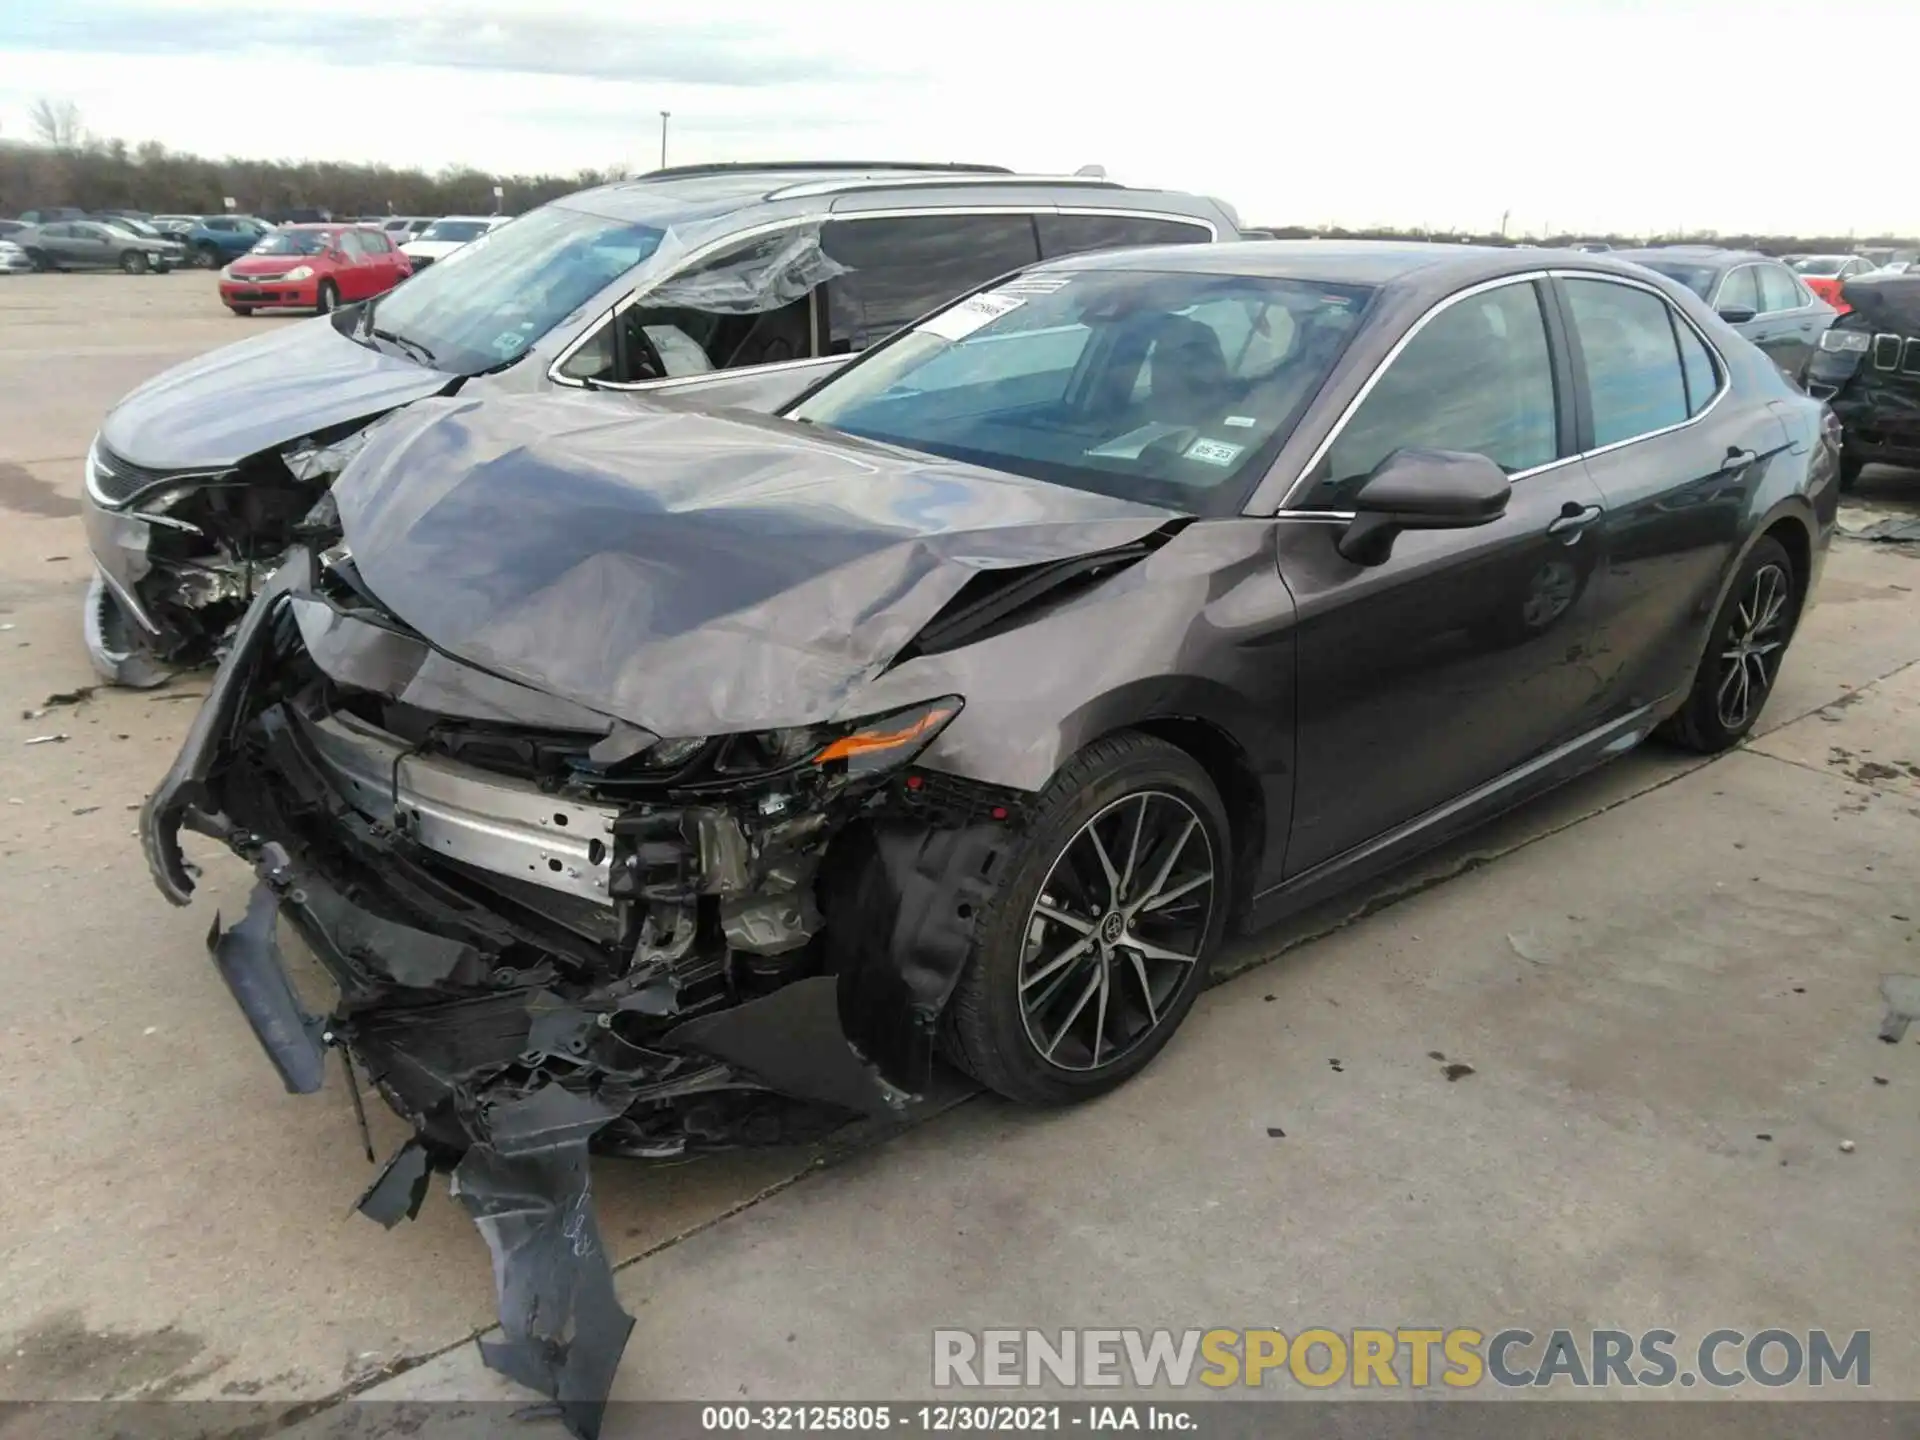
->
[296, 708, 618, 905]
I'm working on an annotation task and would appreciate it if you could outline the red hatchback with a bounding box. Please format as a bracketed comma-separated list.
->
[218, 224, 412, 316]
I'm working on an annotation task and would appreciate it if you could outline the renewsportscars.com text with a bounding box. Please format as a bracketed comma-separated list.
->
[932, 1327, 1870, 1390]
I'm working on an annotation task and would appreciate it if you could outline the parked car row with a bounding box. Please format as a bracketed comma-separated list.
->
[98, 162, 1845, 1437]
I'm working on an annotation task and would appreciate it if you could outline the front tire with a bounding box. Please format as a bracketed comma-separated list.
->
[1659, 536, 1800, 753]
[120, 250, 150, 275]
[942, 734, 1231, 1106]
[1838, 453, 1865, 493]
[226, 305, 253, 317]
[316, 279, 339, 314]
[193, 244, 221, 270]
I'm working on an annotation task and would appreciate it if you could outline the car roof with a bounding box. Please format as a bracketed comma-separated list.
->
[548, 161, 1231, 233]
[1612, 246, 1773, 269]
[1040, 239, 1693, 299]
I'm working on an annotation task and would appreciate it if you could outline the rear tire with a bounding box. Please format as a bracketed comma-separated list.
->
[941, 733, 1231, 1106]
[316, 280, 339, 314]
[1838, 453, 1865, 493]
[1658, 536, 1800, 753]
[193, 245, 221, 270]
[120, 250, 149, 275]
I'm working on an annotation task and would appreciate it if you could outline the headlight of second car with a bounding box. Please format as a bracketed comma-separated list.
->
[284, 265, 315, 282]
[1819, 329, 1869, 353]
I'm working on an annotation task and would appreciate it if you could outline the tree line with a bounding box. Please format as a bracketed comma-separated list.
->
[3, 102, 1912, 252]
[2, 102, 617, 221]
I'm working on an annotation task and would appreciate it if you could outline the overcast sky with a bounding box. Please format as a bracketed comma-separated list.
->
[1, 0, 1913, 237]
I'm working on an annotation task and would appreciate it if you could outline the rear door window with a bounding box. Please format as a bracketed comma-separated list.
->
[821, 214, 1041, 351]
[1564, 278, 1690, 446]
[1758, 265, 1804, 313]
[1673, 315, 1721, 416]
[1036, 213, 1213, 259]
[1715, 266, 1759, 314]
[1310, 280, 1559, 507]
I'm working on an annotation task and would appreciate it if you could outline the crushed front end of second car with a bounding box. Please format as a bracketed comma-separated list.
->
[139, 541, 1017, 1437]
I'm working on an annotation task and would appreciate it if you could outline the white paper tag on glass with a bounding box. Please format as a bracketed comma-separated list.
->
[1185, 438, 1244, 466]
[1222, 415, 1258, 428]
[919, 291, 1026, 341]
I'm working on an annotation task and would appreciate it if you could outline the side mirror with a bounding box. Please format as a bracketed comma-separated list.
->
[1717, 305, 1757, 325]
[1336, 448, 1512, 566]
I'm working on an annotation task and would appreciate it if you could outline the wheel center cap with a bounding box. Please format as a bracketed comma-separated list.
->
[1098, 911, 1126, 945]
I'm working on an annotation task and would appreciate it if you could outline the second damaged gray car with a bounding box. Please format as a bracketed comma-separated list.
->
[142, 242, 1833, 1430]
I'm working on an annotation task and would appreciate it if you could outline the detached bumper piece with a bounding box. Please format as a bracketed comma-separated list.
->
[140, 556, 1021, 1437]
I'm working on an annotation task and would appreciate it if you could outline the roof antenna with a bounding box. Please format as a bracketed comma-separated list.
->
[1074, 164, 1107, 178]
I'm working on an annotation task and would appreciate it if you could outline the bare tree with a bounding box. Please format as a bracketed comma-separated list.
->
[28, 97, 85, 151]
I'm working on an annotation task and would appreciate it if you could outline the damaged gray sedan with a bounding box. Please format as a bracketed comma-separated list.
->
[141, 241, 1833, 1432]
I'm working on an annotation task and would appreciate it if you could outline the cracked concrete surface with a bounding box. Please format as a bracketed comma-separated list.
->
[1, 275, 1917, 1421]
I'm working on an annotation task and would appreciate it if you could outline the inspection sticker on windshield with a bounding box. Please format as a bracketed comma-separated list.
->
[920, 291, 1026, 341]
[1185, 438, 1244, 467]
[997, 274, 1075, 297]
[1222, 415, 1258, 428]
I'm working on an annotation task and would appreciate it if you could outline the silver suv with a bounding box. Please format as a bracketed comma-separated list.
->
[83, 162, 1242, 684]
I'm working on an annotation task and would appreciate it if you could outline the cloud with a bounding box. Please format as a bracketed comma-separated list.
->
[0, 1, 896, 87]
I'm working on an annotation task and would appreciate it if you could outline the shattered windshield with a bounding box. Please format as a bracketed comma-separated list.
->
[361, 204, 666, 375]
[787, 269, 1373, 515]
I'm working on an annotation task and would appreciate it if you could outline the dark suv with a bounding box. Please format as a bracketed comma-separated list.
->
[82, 162, 1242, 684]
[1806, 270, 1920, 489]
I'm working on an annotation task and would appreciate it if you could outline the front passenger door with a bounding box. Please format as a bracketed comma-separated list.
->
[1278, 277, 1617, 875]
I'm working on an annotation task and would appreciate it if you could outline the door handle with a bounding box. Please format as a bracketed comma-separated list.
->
[1546, 502, 1603, 541]
[1718, 447, 1758, 474]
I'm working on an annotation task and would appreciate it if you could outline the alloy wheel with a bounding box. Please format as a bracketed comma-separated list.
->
[1716, 562, 1790, 731]
[1018, 790, 1216, 1072]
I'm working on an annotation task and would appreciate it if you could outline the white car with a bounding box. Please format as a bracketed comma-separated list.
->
[398, 214, 511, 271]
[0, 239, 33, 273]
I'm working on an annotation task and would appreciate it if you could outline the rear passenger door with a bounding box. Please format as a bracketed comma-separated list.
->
[1754, 263, 1824, 377]
[1557, 273, 1783, 712]
[818, 213, 1041, 353]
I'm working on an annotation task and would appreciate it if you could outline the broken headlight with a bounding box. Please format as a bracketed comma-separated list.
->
[808, 696, 962, 777]
[622, 699, 963, 785]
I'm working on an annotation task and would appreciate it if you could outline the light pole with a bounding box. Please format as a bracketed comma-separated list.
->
[659, 111, 670, 169]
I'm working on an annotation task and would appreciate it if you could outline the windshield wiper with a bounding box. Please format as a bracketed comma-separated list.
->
[371, 326, 439, 368]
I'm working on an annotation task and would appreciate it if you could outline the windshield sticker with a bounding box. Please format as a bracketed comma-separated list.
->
[919, 291, 1026, 342]
[1185, 438, 1244, 467]
[491, 331, 528, 357]
[1222, 415, 1258, 428]
[998, 274, 1074, 297]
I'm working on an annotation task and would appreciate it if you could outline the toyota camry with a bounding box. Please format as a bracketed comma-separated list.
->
[141, 241, 1838, 1432]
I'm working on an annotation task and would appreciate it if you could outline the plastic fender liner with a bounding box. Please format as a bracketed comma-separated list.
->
[660, 974, 905, 1117]
[452, 1137, 633, 1440]
[206, 881, 327, 1094]
[824, 822, 1011, 1091]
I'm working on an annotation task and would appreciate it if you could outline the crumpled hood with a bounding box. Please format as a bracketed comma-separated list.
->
[334, 392, 1178, 737]
[1839, 273, 1920, 337]
[99, 315, 455, 471]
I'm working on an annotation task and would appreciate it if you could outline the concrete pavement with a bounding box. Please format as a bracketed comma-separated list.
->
[1, 272, 1916, 1420]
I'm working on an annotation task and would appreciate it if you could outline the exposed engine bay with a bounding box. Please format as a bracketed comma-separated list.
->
[83, 425, 377, 686]
[140, 541, 1023, 1436]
